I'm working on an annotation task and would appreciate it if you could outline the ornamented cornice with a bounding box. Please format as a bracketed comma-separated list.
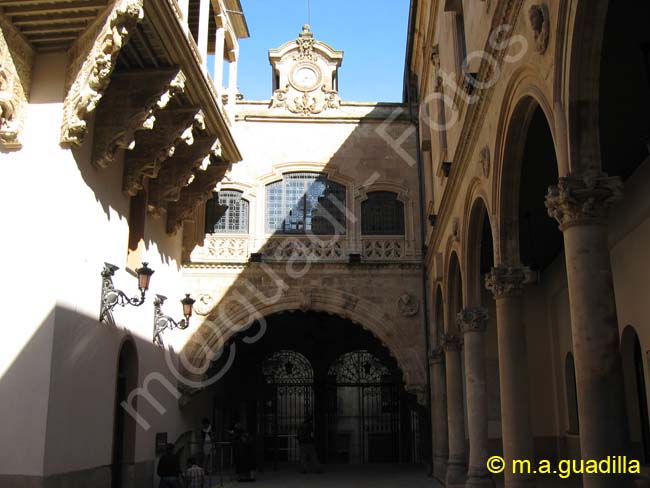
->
[0, 14, 34, 150]
[92, 69, 185, 169]
[60, 0, 144, 147]
[545, 173, 623, 229]
[429, 346, 445, 364]
[457, 307, 488, 333]
[441, 333, 462, 352]
[485, 266, 531, 299]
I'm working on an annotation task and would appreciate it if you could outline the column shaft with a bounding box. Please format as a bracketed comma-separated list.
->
[430, 348, 449, 482]
[197, 0, 210, 65]
[444, 334, 467, 487]
[213, 25, 226, 91]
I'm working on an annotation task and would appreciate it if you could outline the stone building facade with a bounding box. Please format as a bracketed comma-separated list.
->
[407, 0, 650, 487]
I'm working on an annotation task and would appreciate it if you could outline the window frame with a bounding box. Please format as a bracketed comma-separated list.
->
[361, 191, 405, 236]
[205, 189, 249, 235]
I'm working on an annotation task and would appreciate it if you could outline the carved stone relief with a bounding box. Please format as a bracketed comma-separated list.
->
[398, 293, 420, 317]
[60, 0, 145, 147]
[528, 4, 550, 54]
[478, 145, 491, 178]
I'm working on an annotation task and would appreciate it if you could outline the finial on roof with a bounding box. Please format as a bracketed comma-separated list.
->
[300, 24, 313, 38]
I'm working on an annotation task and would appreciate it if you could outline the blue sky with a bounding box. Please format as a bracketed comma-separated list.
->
[236, 0, 411, 102]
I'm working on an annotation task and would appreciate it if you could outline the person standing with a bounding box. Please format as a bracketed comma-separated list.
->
[182, 457, 205, 488]
[230, 423, 256, 482]
[297, 417, 322, 474]
[157, 443, 181, 488]
[201, 418, 213, 473]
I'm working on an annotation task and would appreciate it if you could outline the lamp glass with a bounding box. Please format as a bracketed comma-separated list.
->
[181, 294, 195, 320]
[136, 262, 154, 291]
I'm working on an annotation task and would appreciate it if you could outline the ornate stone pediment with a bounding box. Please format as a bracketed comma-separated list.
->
[60, 0, 144, 147]
[0, 14, 34, 150]
[269, 25, 343, 116]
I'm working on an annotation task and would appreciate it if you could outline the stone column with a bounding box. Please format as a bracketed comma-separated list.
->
[430, 346, 449, 482]
[213, 24, 226, 91]
[197, 0, 210, 65]
[546, 173, 631, 488]
[458, 308, 494, 487]
[485, 266, 536, 488]
[227, 50, 239, 113]
[443, 333, 467, 487]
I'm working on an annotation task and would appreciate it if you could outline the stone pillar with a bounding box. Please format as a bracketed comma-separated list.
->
[546, 173, 631, 488]
[430, 346, 449, 482]
[213, 24, 226, 91]
[458, 308, 494, 487]
[443, 333, 467, 487]
[228, 51, 239, 113]
[197, 0, 210, 65]
[485, 266, 536, 488]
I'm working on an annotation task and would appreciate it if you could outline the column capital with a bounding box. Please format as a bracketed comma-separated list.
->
[429, 346, 446, 364]
[485, 266, 532, 299]
[457, 307, 488, 334]
[545, 172, 622, 230]
[441, 333, 463, 351]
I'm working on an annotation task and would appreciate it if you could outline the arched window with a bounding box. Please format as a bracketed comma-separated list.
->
[205, 190, 249, 234]
[361, 191, 405, 235]
[265, 172, 346, 234]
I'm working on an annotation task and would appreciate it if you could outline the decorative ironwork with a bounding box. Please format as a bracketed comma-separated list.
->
[263, 350, 314, 384]
[153, 293, 195, 347]
[99, 262, 153, 324]
[205, 190, 249, 234]
[266, 172, 346, 235]
[361, 192, 405, 235]
[328, 350, 391, 385]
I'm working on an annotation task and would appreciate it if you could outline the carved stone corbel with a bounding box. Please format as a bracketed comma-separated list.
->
[60, 0, 145, 147]
[148, 112, 218, 213]
[122, 107, 200, 196]
[166, 158, 231, 234]
[92, 69, 185, 169]
[0, 14, 34, 150]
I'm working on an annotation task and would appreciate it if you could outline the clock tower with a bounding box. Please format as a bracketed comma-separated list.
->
[269, 25, 344, 115]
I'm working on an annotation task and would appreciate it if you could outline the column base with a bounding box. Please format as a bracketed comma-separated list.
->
[433, 456, 448, 484]
[465, 474, 495, 487]
[503, 476, 536, 488]
[445, 460, 467, 487]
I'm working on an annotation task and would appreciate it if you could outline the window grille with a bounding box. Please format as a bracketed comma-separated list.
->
[361, 191, 405, 235]
[265, 172, 346, 234]
[205, 190, 249, 234]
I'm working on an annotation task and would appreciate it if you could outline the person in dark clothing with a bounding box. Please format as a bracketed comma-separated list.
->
[229, 423, 256, 482]
[297, 417, 322, 473]
[157, 443, 181, 488]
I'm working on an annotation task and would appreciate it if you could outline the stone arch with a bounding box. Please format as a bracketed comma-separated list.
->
[563, 0, 609, 175]
[187, 286, 426, 401]
[492, 87, 561, 266]
[444, 250, 463, 334]
[461, 181, 493, 307]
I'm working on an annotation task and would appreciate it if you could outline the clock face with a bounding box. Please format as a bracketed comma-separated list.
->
[290, 64, 321, 91]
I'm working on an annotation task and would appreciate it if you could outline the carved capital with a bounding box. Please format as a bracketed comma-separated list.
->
[429, 346, 445, 365]
[485, 266, 531, 299]
[0, 14, 34, 150]
[92, 69, 185, 169]
[60, 0, 144, 147]
[441, 333, 462, 352]
[457, 307, 488, 334]
[545, 173, 623, 229]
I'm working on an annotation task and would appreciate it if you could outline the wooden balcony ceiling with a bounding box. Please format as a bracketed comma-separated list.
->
[0, 0, 110, 51]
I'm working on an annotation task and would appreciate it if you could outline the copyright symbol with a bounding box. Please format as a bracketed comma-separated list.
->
[487, 455, 505, 474]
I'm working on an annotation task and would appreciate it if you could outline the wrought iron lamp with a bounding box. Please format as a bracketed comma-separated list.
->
[100, 262, 154, 323]
[153, 293, 195, 347]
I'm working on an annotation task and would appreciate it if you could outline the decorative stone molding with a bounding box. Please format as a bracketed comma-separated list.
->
[457, 307, 489, 333]
[478, 145, 490, 178]
[528, 4, 550, 54]
[0, 14, 34, 150]
[441, 333, 462, 351]
[545, 173, 623, 230]
[271, 84, 341, 115]
[123, 107, 199, 196]
[60, 0, 144, 147]
[190, 235, 250, 263]
[362, 237, 404, 260]
[194, 292, 216, 316]
[294, 24, 317, 61]
[452, 217, 460, 241]
[397, 293, 420, 317]
[485, 266, 532, 299]
[429, 346, 445, 364]
[262, 237, 346, 261]
[92, 69, 185, 169]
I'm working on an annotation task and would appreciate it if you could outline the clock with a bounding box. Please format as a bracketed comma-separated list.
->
[290, 63, 322, 91]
